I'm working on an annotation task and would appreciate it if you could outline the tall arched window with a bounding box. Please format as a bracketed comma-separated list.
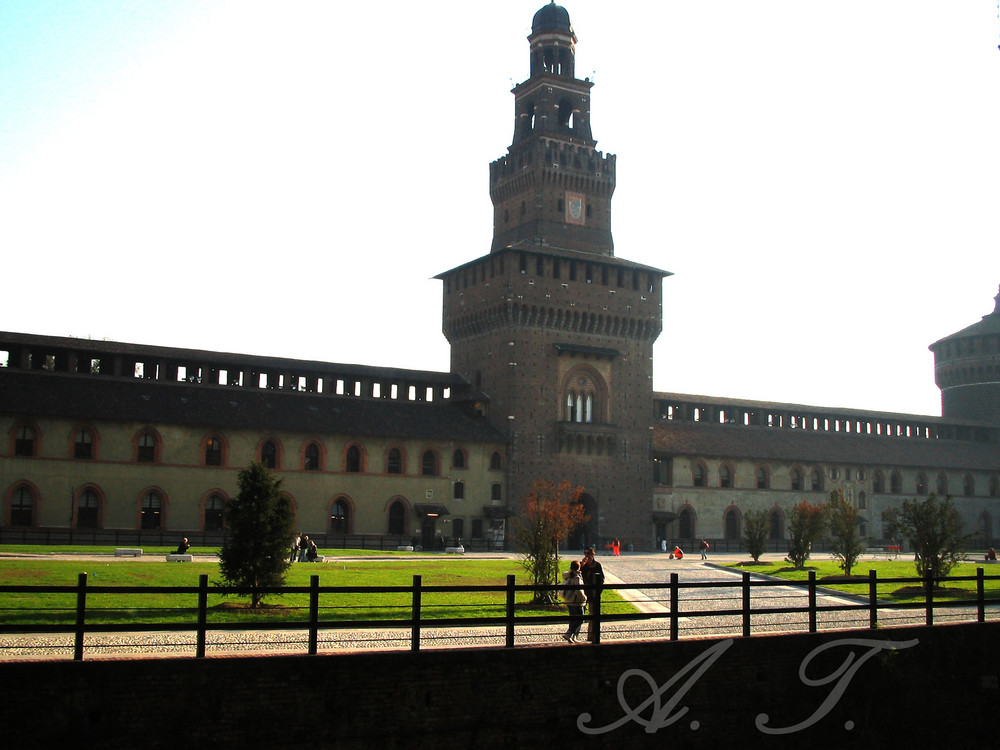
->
[260, 441, 278, 469]
[205, 436, 223, 467]
[561, 367, 607, 424]
[304, 442, 321, 471]
[890, 471, 902, 494]
[77, 488, 100, 529]
[9, 485, 35, 526]
[489, 452, 503, 470]
[421, 450, 439, 477]
[74, 428, 94, 459]
[720, 465, 733, 488]
[453, 481, 465, 500]
[14, 425, 36, 457]
[769, 509, 783, 540]
[790, 468, 802, 491]
[141, 491, 162, 530]
[452, 449, 467, 469]
[137, 431, 157, 463]
[345, 444, 363, 473]
[724, 508, 740, 540]
[387, 448, 403, 474]
[204, 494, 225, 532]
[678, 507, 695, 538]
[810, 469, 823, 492]
[873, 471, 885, 494]
[693, 463, 706, 487]
[388, 500, 406, 536]
[330, 498, 350, 534]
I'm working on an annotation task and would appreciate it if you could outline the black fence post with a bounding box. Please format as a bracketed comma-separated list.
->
[411, 574, 422, 652]
[505, 574, 516, 648]
[808, 571, 817, 633]
[924, 572, 934, 627]
[196, 574, 208, 658]
[977, 568, 986, 623]
[868, 570, 878, 629]
[669, 573, 679, 641]
[74, 572, 87, 661]
[741, 572, 751, 637]
[308, 575, 320, 655]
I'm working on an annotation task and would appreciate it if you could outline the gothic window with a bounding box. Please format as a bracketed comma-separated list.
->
[304, 442, 321, 471]
[679, 507, 694, 538]
[421, 450, 439, 477]
[873, 471, 885, 494]
[453, 481, 465, 500]
[489, 452, 503, 471]
[137, 431, 157, 463]
[693, 463, 707, 487]
[890, 471, 902, 494]
[387, 448, 404, 474]
[790, 468, 802, 491]
[452, 449, 467, 469]
[204, 436, 224, 467]
[204, 494, 225, 532]
[756, 467, 770, 490]
[76, 488, 100, 529]
[330, 498, 350, 535]
[345, 444, 363, 473]
[141, 491, 162, 530]
[260, 440, 278, 469]
[810, 469, 824, 492]
[14, 425, 36, 457]
[724, 508, 740, 540]
[491, 483, 502, 502]
[720, 465, 733, 488]
[74, 428, 94, 460]
[387, 500, 406, 536]
[936, 472, 948, 496]
[562, 369, 606, 424]
[9, 485, 35, 527]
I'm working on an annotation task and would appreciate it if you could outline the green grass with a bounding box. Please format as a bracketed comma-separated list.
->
[0, 555, 634, 626]
[726, 559, 1000, 603]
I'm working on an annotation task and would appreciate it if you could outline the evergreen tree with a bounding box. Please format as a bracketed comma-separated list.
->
[219, 461, 295, 608]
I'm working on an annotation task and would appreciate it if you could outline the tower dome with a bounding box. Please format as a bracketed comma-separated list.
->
[532, 2, 573, 35]
[930, 285, 1000, 425]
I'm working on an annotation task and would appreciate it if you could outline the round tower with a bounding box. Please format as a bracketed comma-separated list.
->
[930, 285, 1000, 425]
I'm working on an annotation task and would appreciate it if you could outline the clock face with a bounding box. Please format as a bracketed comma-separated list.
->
[565, 191, 585, 226]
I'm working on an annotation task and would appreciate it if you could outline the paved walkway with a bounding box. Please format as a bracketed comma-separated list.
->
[0, 551, 990, 660]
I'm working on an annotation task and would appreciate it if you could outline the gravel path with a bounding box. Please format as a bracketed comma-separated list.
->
[1, 553, 993, 660]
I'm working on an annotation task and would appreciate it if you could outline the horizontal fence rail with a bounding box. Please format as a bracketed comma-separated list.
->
[1, 570, 999, 660]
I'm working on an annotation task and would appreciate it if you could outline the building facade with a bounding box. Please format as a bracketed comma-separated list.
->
[2, 4, 999, 551]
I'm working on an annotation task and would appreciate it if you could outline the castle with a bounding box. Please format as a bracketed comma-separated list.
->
[3, 3, 999, 551]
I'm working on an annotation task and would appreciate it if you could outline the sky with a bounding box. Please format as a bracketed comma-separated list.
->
[2, 1, 998, 418]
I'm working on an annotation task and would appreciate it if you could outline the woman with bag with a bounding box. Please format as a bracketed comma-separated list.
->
[561, 560, 587, 643]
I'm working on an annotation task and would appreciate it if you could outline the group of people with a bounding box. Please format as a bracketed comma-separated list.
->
[290, 534, 319, 563]
[561, 547, 605, 643]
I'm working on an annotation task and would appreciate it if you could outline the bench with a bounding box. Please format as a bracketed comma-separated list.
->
[445, 546, 465, 554]
[396, 546, 414, 552]
[165, 554, 193, 562]
[114, 548, 142, 557]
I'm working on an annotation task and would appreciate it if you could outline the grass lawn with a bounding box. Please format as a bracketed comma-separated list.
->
[0, 552, 634, 626]
[726, 558, 1000, 603]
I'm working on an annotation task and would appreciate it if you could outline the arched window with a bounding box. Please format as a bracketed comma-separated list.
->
[890, 471, 902, 494]
[260, 440, 278, 469]
[387, 448, 403, 474]
[769, 509, 783, 540]
[137, 431, 157, 463]
[345, 444, 363, 473]
[724, 508, 740, 540]
[678, 507, 695, 538]
[204, 494, 225, 532]
[74, 428, 94, 459]
[561, 367, 607, 425]
[76, 488, 100, 529]
[491, 483, 502, 502]
[756, 467, 770, 490]
[873, 471, 885, 494]
[453, 481, 465, 500]
[452, 449, 467, 469]
[205, 436, 223, 467]
[421, 450, 439, 477]
[693, 463, 706, 487]
[810, 469, 824, 492]
[936, 472, 948, 496]
[330, 498, 350, 534]
[490, 452, 503, 470]
[388, 500, 406, 536]
[304, 442, 321, 471]
[9, 485, 35, 527]
[858, 491, 867, 510]
[14, 425, 36, 457]
[964, 473, 976, 497]
[790, 468, 802, 491]
[141, 491, 162, 530]
[720, 465, 733, 488]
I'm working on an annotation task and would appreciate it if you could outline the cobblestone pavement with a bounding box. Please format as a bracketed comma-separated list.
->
[0, 552, 994, 660]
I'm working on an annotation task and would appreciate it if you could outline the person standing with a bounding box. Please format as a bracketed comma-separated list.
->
[561, 561, 587, 642]
[580, 547, 605, 643]
[298, 535, 310, 563]
[290, 534, 301, 563]
[699, 538, 710, 560]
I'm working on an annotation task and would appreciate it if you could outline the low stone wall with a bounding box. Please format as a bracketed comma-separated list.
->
[1, 622, 997, 748]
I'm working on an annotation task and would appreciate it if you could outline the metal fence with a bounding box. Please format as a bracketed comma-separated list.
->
[2, 569, 999, 660]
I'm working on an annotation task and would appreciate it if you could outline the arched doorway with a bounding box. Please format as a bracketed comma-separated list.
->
[568, 493, 598, 550]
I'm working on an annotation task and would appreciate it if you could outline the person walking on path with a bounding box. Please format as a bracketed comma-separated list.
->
[561, 561, 587, 642]
[699, 538, 710, 560]
[580, 547, 605, 642]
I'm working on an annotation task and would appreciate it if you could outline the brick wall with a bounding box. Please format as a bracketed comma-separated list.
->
[2, 623, 997, 748]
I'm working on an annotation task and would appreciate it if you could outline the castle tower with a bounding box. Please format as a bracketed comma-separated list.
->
[438, 3, 670, 550]
[931, 285, 1000, 426]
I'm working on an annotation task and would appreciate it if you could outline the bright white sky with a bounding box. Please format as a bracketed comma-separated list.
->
[2, 1, 998, 418]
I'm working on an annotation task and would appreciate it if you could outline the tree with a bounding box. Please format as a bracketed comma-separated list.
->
[785, 501, 826, 569]
[826, 488, 865, 576]
[511, 479, 588, 604]
[742, 509, 770, 563]
[897, 494, 967, 591]
[218, 461, 295, 608]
